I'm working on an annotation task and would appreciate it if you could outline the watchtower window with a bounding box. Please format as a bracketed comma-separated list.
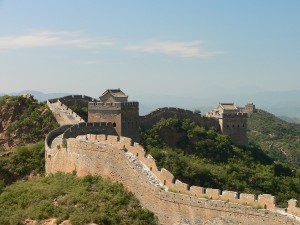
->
[237, 125, 240, 127]
[113, 122, 116, 127]
[232, 125, 235, 127]
[242, 124, 245, 127]
[226, 125, 229, 128]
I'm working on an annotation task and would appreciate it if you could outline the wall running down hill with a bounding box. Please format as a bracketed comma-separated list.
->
[47, 100, 85, 125]
[45, 131, 300, 225]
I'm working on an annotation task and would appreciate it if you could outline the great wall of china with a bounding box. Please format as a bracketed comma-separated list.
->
[46, 95, 300, 225]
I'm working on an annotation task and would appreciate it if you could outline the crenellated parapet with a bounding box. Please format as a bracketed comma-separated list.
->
[68, 134, 294, 212]
[220, 112, 248, 119]
[63, 122, 118, 139]
[45, 132, 300, 224]
[140, 107, 219, 130]
[88, 102, 122, 111]
[48, 95, 97, 107]
[47, 99, 85, 125]
[87, 101, 139, 111]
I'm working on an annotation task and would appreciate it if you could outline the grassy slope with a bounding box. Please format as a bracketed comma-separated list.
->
[248, 109, 300, 168]
[0, 173, 158, 225]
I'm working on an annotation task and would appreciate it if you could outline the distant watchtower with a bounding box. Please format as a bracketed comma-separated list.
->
[206, 103, 248, 146]
[88, 89, 139, 142]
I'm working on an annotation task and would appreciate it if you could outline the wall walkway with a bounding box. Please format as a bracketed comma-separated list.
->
[47, 100, 85, 126]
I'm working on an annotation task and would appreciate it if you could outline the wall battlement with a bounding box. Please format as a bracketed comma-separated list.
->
[221, 113, 248, 119]
[121, 101, 139, 107]
[63, 122, 117, 139]
[48, 95, 97, 104]
[45, 132, 300, 224]
[79, 134, 277, 209]
[88, 101, 139, 111]
[47, 100, 85, 125]
[88, 102, 122, 111]
[140, 107, 219, 130]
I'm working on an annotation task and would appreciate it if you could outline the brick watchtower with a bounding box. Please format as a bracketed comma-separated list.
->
[206, 103, 248, 146]
[88, 89, 140, 142]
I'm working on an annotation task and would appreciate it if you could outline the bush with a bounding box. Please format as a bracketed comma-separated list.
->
[0, 173, 158, 225]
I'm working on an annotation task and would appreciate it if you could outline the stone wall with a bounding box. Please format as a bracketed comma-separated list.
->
[45, 134, 300, 225]
[45, 125, 72, 148]
[120, 102, 140, 142]
[48, 95, 97, 108]
[63, 122, 117, 139]
[219, 113, 248, 146]
[140, 107, 219, 130]
[47, 100, 85, 125]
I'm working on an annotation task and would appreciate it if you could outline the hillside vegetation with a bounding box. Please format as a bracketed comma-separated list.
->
[0, 142, 45, 185]
[0, 95, 158, 225]
[0, 95, 58, 150]
[140, 117, 300, 207]
[0, 173, 158, 225]
[248, 109, 300, 168]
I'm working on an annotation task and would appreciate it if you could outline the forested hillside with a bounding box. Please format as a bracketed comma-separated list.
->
[248, 109, 300, 168]
[140, 117, 300, 207]
[0, 95, 158, 225]
[0, 95, 58, 151]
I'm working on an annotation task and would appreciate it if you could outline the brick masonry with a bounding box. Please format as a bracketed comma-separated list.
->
[45, 131, 300, 225]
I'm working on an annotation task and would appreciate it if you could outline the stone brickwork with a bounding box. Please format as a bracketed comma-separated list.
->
[45, 132, 300, 225]
[63, 122, 118, 139]
[206, 103, 248, 146]
[48, 95, 97, 108]
[219, 113, 248, 146]
[140, 107, 219, 130]
[87, 90, 139, 142]
[47, 100, 85, 126]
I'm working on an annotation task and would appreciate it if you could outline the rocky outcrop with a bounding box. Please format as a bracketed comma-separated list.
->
[0, 95, 34, 150]
[0, 95, 58, 151]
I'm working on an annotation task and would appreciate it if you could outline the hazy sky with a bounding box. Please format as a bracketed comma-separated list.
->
[0, 0, 299, 100]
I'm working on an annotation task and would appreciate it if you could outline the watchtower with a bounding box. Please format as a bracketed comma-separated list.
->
[206, 103, 248, 146]
[88, 89, 139, 142]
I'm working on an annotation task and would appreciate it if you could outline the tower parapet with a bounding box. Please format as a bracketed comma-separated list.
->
[206, 103, 248, 146]
[87, 89, 139, 142]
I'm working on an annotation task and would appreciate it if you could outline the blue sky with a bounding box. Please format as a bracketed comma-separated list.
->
[0, 0, 299, 102]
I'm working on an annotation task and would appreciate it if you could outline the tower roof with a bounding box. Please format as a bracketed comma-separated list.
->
[219, 103, 238, 111]
[100, 89, 128, 98]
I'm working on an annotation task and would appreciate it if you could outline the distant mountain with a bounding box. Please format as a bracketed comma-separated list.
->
[0, 90, 70, 102]
[279, 116, 300, 124]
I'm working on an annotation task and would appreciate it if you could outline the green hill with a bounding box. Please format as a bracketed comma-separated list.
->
[0, 95, 158, 225]
[0, 95, 58, 151]
[140, 117, 300, 207]
[248, 109, 300, 168]
[0, 173, 157, 225]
